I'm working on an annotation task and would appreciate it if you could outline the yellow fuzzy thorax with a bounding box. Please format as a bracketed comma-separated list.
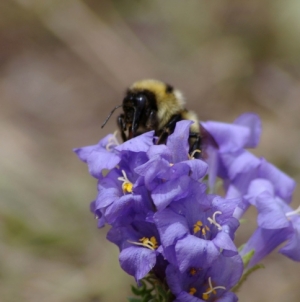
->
[130, 79, 186, 129]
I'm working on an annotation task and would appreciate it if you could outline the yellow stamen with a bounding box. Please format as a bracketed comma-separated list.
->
[189, 287, 197, 295]
[189, 268, 197, 276]
[202, 225, 210, 236]
[117, 170, 133, 193]
[202, 277, 226, 300]
[106, 130, 119, 151]
[123, 182, 133, 193]
[193, 221, 210, 237]
[193, 221, 203, 233]
[207, 211, 223, 231]
[202, 292, 209, 300]
[128, 236, 158, 250]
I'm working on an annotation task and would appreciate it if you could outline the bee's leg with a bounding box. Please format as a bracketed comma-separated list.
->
[146, 110, 159, 130]
[189, 132, 202, 159]
[156, 114, 182, 144]
[117, 114, 127, 142]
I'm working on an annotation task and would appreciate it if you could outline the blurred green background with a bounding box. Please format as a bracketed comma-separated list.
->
[1, 0, 300, 301]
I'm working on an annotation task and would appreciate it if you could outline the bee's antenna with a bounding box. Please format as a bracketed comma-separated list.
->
[101, 104, 122, 128]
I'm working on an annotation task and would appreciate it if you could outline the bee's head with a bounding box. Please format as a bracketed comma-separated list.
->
[123, 91, 148, 134]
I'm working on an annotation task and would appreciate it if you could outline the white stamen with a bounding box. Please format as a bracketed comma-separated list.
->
[207, 211, 222, 231]
[286, 205, 300, 218]
[203, 277, 226, 296]
[189, 149, 201, 159]
[117, 170, 128, 182]
[106, 130, 119, 151]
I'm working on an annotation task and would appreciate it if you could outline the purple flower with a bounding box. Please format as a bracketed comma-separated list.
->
[135, 121, 208, 195]
[202, 113, 261, 189]
[154, 192, 240, 272]
[202, 113, 295, 213]
[166, 254, 243, 302]
[107, 220, 161, 282]
[239, 178, 300, 266]
[225, 157, 295, 207]
[203, 113, 298, 265]
[74, 131, 154, 179]
[84, 138, 153, 226]
[74, 133, 121, 178]
[92, 164, 155, 226]
[279, 206, 300, 261]
[75, 111, 299, 301]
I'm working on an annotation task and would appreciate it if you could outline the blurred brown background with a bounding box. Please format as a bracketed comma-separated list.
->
[1, 0, 300, 301]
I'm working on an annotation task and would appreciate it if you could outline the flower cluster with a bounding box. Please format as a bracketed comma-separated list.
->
[202, 114, 299, 267]
[74, 113, 299, 301]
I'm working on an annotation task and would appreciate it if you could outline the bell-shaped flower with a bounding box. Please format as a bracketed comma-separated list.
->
[154, 191, 240, 272]
[201, 113, 261, 189]
[107, 220, 161, 282]
[74, 133, 121, 178]
[240, 178, 300, 266]
[166, 254, 243, 302]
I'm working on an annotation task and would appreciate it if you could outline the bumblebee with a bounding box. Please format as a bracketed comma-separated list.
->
[102, 79, 202, 157]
